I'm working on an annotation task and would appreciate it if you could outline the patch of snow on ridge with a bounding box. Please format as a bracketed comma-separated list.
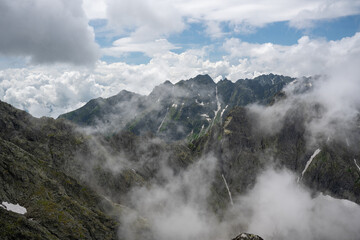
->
[212, 86, 221, 126]
[354, 159, 360, 172]
[289, 79, 298, 85]
[157, 108, 169, 133]
[222, 174, 234, 206]
[200, 114, 211, 122]
[220, 105, 228, 118]
[1, 201, 27, 214]
[195, 99, 205, 106]
[298, 149, 321, 182]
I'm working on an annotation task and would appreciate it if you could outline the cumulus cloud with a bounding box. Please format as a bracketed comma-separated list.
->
[1, 32, 360, 118]
[82, 0, 107, 19]
[106, 0, 185, 40]
[0, 66, 106, 117]
[0, 49, 231, 117]
[222, 32, 360, 79]
[0, 0, 99, 65]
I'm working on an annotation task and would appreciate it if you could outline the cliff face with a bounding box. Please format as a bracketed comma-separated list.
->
[191, 106, 360, 211]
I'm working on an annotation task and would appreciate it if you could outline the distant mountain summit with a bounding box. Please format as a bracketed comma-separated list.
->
[59, 74, 294, 140]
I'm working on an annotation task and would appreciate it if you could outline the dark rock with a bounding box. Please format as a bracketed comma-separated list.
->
[232, 233, 264, 240]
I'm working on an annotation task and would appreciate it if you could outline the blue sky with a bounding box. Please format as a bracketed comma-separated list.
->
[0, 0, 360, 117]
[90, 11, 360, 65]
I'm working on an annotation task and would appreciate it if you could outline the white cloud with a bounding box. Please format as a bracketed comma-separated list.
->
[233, 168, 360, 240]
[222, 32, 360, 79]
[205, 21, 226, 39]
[0, 0, 99, 65]
[102, 38, 179, 57]
[1, 33, 359, 118]
[82, 0, 107, 19]
[106, 0, 185, 40]
[180, 0, 360, 28]
[289, 0, 360, 28]
[89, 0, 360, 57]
[95, 0, 360, 35]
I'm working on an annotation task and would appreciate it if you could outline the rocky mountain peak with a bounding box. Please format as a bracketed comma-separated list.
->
[188, 74, 215, 86]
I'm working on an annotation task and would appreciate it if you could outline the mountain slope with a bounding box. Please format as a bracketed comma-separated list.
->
[59, 74, 294, 140]
[0, 136, 117, 240]
[0, 99, 195, 239]
[0, 100, 120, 239]
[190, 105, 360, 209]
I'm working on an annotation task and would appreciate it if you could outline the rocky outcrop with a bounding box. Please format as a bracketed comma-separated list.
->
[232, 233, 264, 240]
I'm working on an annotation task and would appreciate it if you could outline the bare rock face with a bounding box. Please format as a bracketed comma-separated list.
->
[232, 233, 264, 240]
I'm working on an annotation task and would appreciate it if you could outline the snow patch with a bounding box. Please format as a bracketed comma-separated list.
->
[298, 149, 321, 182]
[1, 201, 27, 215]
[157, 108, 169, 133]
[354, 159, 360, 172]
[289, 79, 298, 85]
[200, 114, 211, 122]
[195, 99, 205, 106]
[211, 86, 221, 126]
[220, 105, 228, 118]
[172, 103, 177, 108]
[221, 174, 234, 206]
[240, 233, 248, 238]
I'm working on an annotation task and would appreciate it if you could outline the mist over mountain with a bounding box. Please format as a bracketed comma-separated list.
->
[1, 0, 360, 239]
[59, 74, 294, 141]
[1, 73, 360, 240]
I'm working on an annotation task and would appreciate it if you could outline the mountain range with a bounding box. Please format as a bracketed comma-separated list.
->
[58, 74, 294, 140]
[1, 74, 360, 240]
